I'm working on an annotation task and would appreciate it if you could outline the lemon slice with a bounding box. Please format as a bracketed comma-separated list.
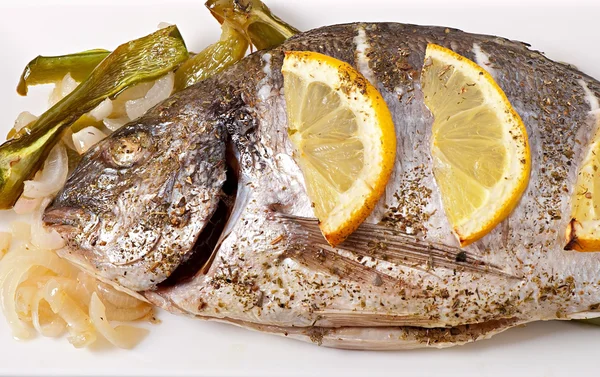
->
[566, 128, 600, 251]
[422, 44, 530, 247]
[282, 51, 396, 246]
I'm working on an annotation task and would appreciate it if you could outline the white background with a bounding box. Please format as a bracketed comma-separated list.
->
[1, 0, 600, 376]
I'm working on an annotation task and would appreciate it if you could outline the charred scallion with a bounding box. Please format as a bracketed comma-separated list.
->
[0, 25, 188, 209]
[17, 49, 111, 96]
[206, 0, 300, 50]
[174, 23, 248, 91]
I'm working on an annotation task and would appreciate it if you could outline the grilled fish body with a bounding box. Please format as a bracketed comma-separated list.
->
[44, 23, 600, 349]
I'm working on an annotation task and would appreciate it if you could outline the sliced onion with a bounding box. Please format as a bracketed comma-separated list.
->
[10, 221, 31, 242]
[103, 116, 129, 131]
[13, 195, 42, 215]
[96, 280, 145, 309]
[13, 111, 38, 132]
[125, 72, 174, 120]
[117, 81, 156, 102]
[0, 247, 78, 289]
[0, 267, 32, 339]
[61, 73, 79, 96]
[109, 81, 155, 118]
[60, 127, 76, 151]
[49, 73, 79, 107]
[31, 198, 65, 251]
[24, 276, 84, 337]
[89, 98, 113, 121]
[14, 284, 37, 320]
[103, 301, 152, 321]
[32, 294, 66, 337]
[48, 85, 63, 107]
[78, 272, 148, 314]
[43, 279, 96, 348]
[0, 247, 79, 320]
[157, 21, 173, 29]
[76, 271, 98, 296]
[89, 293, 148, 349]
[0, 248, 59, 339]
[72, 126, 107, 154]
[23, 143, 68, 198]
[0, 232, 12, 258]
[54, 276, 92, 307]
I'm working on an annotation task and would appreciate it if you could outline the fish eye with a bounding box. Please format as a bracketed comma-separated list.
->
[107, 131, 151, 168]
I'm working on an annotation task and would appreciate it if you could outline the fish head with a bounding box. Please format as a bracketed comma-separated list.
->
[44, 105, 228, 292]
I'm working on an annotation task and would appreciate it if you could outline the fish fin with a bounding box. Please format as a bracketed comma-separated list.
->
[281, 239, 407, 289]
[311, 309, 435, 327]
[276, 213, 519, 280]
[199, 316, 522, 350]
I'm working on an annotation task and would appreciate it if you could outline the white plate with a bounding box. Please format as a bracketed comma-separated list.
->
[1, 0, 600, 376]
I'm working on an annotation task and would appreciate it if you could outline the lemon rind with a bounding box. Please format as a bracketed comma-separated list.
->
[282, 51, 396, 246]
[425, 44, 531, 247]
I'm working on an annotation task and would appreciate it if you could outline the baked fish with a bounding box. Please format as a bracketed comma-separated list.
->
[43, 22, 600, 349]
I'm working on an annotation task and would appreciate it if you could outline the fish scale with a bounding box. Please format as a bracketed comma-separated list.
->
[45, 22, 600, 349]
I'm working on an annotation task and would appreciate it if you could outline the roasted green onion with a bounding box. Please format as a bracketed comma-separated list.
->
[175, 0, 300, 91]
[17, 49, 111, 96]
[174, 23, 248, 91]
[206, 0, 300, 50]
[0, 25, 188, 209]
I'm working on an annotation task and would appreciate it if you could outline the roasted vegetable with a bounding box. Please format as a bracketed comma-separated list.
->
[175, 0, 299, 90]
[17, 49, 111, 96]
[206, 0, 300, 50]
[174, 23, 248, 91]
[0, 25, 188, 209]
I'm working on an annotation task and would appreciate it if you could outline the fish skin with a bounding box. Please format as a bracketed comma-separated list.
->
[45, 22, 600, 349]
